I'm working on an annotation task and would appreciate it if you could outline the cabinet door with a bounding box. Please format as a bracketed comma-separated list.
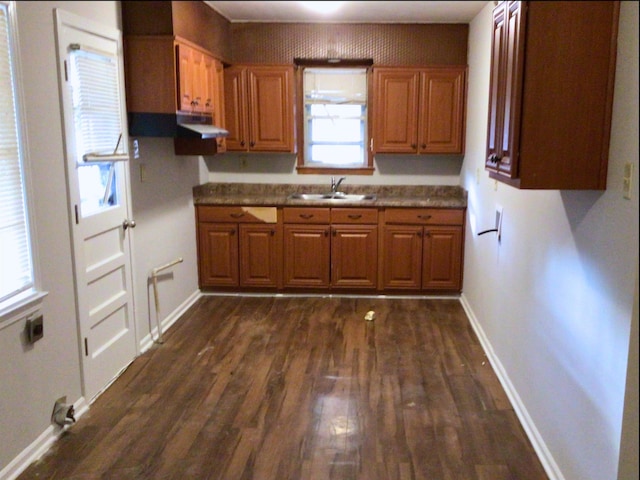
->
[382, 225, 423, 290]
[239, 224, 279, 288]
[212, 59, 227, 153]
[176, 43, 194, 112]
[485, 1, 524, 177]
[283, 225, 330, 288]
[373, 69, 420, 153]
[198, 223, 239, 287]
[223, 66, 248, 150]
[419, 68, 466, 154]
[422, 226, 462, 291]
[247, 66, 295, 152]
[331, 225, 377, 289]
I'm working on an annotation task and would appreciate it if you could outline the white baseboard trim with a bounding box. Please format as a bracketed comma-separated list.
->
[139, 289, 202, 354]
[0, 396, 88, 480]
[458, 293, 564, 480]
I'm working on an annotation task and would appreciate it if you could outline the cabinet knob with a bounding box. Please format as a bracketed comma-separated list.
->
[421, 144, 426, 149]
[250, 141, 255, 148]
[411, 144, 417, 149]
[324, 229, 329, 237]
[240, 140, 245, 147]
[488, 153, 502, 163]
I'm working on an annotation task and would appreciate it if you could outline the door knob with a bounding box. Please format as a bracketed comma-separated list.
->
[123, 219, 136, 230]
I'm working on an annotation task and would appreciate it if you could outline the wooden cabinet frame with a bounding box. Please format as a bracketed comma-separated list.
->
[373, 66, 466, 155]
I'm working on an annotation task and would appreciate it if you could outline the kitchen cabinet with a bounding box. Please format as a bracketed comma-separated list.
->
[282, 207, 378, 289]
[196, 206, 279, 288]
[382, 208, 464, 291]
[282, 208, 331, 288]
[373, 66, 466, 155]
[330, 209, 378, 289]
[223, 65, 295, 152]
[123, 36, 226, 154]
[485, 1, 619, 189]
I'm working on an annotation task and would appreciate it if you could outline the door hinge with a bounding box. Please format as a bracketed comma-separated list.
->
[84, 338, 88, 356]
[74, 205, 79, 224]
[64, 60, 68, 82]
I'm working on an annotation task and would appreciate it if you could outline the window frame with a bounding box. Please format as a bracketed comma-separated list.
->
[295, 59, 375, 175]
[0, 1, 45, 324]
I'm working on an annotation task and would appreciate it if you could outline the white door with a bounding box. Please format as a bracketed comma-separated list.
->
[55, 10, 137, 401]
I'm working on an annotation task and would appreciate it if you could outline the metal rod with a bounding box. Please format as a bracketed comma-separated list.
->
[151, 257, 183, 344]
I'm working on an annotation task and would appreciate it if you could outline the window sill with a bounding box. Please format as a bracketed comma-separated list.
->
[0, 289, 49, 332]
[296, 166, 375, 175]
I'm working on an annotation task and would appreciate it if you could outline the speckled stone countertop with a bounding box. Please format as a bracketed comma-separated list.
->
[193, 183, 467, 209]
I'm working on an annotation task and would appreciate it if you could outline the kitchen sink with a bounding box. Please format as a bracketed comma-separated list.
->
[288, 193, 377, 201]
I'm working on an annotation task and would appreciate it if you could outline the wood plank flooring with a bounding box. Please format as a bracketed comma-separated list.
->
[18, 296, 548, 480]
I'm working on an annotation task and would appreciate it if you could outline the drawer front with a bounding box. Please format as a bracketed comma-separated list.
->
[283, 207, 330, 224]
[331, 208, 378, 224]
[198, 206, 277, 223]
[384, 208, 464, 225]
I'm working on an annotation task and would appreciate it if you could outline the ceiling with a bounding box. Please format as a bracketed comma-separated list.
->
[204, 1, 489, 24]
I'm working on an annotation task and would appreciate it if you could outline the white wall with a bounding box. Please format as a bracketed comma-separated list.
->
[0, 2, 202, 476]
[460, 3, 639, 480]
[205, 152, 464, 186]
[0, 1, 119, 473]
[127, 137, 202, 350]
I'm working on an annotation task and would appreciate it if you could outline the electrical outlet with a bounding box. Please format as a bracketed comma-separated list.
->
[623, 162, 633, 200]
[496, 205, 503, 242]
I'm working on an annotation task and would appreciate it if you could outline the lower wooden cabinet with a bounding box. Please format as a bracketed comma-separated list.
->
[283, 224, 330, 288]
[197, 205, 464, 293]
[197, 206, 279, 288]
[382, 208, 464, 292]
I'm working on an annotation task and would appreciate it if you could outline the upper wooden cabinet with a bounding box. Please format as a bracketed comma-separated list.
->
[123, 36, 227, 152]
[223, 65, 295, 152]
[372, 66, 466, 155]
[485, 1, 619, 190]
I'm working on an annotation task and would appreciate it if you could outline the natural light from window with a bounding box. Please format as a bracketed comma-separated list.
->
[302, 67, 368, 169]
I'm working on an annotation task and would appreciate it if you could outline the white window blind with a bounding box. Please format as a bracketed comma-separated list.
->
[69, 46, 126, 162]
[0, 3, 33, 304]
[303, 68, 368, 168]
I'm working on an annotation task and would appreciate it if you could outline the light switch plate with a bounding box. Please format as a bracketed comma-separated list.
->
[623, 162, 633, 200]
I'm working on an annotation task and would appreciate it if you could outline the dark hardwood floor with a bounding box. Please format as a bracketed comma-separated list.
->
[18, 296, 548, 480]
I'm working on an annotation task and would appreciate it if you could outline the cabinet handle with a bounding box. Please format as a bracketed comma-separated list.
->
[250, 141, 255, 147]
[240, 140, 245, 147]
[230, 213, 245, 219]
[324, 229, 329, 237]
[488, 153, 502, 163]
[332, 229, 337, 237]
[271, 229, 275, 236]
[424, 230, 431, 237]
[417, 231, 422, 238]
[421, 144, 426, 149]
[299, 214, 314, 219]
[348, 214, 362, 219]
[230, 229, 236, 236]
[417, 214, 432, 220]
[411, 143, 417, 149]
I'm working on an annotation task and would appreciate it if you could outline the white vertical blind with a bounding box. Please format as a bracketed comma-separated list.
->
[0, 3, 33, 303]
[69, 47, 125, 161]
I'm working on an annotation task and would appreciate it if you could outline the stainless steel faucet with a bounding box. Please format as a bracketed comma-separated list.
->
[331, 176, 346, 193]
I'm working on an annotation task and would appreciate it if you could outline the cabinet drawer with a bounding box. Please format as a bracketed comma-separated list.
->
[283, 208, 330, 224]
[198, 206, 277, 223]
[384, 208, 464, 225]
[331, 208, 378, 224]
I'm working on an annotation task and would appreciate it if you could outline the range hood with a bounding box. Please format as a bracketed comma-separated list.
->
[176, 113, 229, 139]
[128, 112, 229, 155]
[177, 122, 229, 139]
